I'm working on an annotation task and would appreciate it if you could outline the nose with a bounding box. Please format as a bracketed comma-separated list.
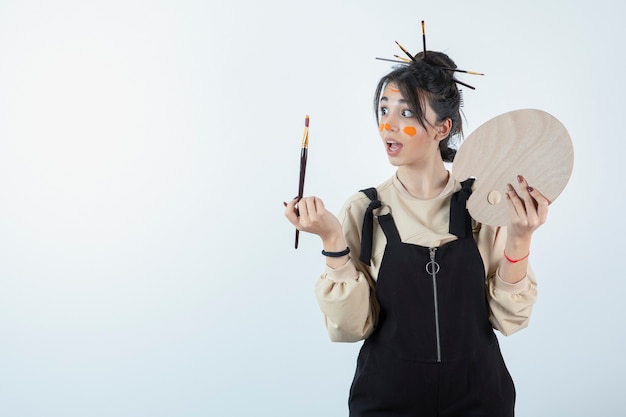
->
[381, 110, 401, 132]
[379, 120, 399, 133]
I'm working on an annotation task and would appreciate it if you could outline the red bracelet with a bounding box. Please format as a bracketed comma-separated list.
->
[503, 250, 530, 263]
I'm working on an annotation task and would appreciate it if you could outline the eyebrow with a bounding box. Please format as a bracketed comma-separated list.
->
[380, 96, 408, 104]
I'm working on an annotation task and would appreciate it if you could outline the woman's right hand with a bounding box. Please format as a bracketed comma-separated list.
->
[284, 196, 344, 246]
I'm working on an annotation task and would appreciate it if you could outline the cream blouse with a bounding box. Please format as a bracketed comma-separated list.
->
[314, 172, 537, 342]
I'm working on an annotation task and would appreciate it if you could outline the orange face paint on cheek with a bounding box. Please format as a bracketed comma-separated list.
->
[403, 126, 417, 136]
[380, 123, 391, 132]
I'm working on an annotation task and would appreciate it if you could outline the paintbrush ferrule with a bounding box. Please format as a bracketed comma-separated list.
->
[301, 115, 309, 148]
[393, 54, 412, 63]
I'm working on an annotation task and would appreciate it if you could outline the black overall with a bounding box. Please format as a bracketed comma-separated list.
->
[349, 180, 515, 417]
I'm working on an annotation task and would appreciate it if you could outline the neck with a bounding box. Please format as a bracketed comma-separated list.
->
[396, 160, 449, 199]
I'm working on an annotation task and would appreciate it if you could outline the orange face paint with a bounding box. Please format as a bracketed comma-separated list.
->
[379, 123, 391, 132]
[403, 126, 417, 136]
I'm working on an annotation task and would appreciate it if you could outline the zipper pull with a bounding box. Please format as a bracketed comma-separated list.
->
[426, 247, 440, 276]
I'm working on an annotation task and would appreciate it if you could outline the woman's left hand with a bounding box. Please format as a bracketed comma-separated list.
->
[505, 175, 550, 240]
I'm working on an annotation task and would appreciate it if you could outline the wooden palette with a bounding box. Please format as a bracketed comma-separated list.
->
[452, 109, 574, 226]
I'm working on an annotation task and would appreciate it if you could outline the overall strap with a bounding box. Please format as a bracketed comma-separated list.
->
[449, 178, 476, 238]
[359, 187, 401, 266]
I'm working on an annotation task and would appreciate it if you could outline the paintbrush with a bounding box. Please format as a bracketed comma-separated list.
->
[421, 20, 427, 57]
[375, 57, 409, 64]
[295, 115, 310, 249]
[440, 67, 485, 76]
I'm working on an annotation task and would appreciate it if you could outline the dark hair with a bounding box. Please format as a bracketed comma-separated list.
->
[373, 51, 463, 163]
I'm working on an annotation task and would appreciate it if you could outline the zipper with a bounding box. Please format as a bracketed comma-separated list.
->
[426, 247, 442, 362]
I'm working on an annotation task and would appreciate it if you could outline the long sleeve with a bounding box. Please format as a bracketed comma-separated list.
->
[475, 223, 538, 336]
[313, 193, 380, 343]
[314, 261, 377, 342]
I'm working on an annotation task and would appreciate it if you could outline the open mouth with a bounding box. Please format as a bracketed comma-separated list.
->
[387, 140, 402, 152]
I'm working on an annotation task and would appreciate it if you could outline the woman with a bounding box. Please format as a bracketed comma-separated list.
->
[284, 50, 547, 416]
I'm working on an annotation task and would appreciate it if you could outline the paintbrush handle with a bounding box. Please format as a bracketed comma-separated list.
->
[298, 148, 307, 197]
[295, 148, 307, 249]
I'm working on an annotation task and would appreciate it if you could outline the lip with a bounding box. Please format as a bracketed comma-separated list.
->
[385, 139, 403, 156]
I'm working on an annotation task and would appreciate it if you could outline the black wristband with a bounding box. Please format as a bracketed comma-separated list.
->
[321, 247, 350, 257]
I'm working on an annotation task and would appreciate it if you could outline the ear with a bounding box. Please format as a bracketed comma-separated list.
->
[435, 118, 452, 141]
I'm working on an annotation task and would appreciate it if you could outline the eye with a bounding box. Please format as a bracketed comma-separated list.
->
[379, 107, 389, 117]
[401, 109, 414, 118]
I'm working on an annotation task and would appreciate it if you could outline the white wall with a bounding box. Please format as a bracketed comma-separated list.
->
[0, 1, 623, 416]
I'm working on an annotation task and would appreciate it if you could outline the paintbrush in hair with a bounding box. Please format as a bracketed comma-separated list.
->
[421, 20, 427, 57]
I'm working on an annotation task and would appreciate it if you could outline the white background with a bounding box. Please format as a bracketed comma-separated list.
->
[0, 1, 623, 416]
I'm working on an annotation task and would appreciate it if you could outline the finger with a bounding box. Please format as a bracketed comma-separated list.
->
[518, 175, 552, 225]
[314, 196, 326, 211]
[308, 196, 326, 217]
[303, 196, 325, 225]
[286, 196, 299, 209]
[527, 186, 550, 224]
[525, 184, 549, 204]
[505, 183, 525, 220]
[284, 197, 300, 224]
[298, 196, 311, 219]
[515, 175, 533, 202]
[515, 175, 540, 221]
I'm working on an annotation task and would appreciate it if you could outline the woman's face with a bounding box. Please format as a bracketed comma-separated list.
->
[378, 82, 442, 168]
